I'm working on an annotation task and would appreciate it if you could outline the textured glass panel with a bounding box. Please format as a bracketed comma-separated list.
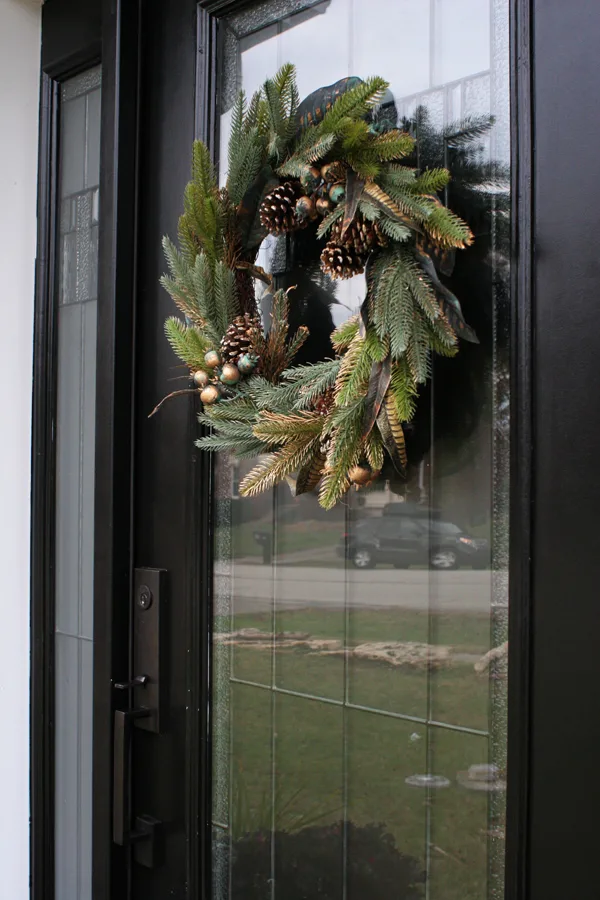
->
[54, 65, 101, 900]
[211, 5, 510, 900]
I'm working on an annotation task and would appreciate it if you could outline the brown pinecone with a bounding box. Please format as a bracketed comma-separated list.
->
[320, 241, 366, 279]
[259, 181, 303, 235]
[332, 216, 387, 256]
[220, 313, 262, 363]
[312, 387, 334, 416]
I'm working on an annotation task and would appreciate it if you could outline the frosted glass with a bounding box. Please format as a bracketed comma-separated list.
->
[54, 65, 101, 900]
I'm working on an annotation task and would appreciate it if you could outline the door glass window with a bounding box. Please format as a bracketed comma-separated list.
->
[54, 64, 101, 900]
[212, 3, 509, 899]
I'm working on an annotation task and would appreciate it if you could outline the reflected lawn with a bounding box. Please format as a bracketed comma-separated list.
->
[217, 608, 501, 900]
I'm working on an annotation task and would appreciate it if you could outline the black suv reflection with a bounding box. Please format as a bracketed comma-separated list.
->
[338, 505, 489, 570]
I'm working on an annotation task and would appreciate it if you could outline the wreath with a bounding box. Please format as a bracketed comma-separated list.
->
[157, 65, 476, 509]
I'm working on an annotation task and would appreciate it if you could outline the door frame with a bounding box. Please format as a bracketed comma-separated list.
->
[34, 0, 600, 898]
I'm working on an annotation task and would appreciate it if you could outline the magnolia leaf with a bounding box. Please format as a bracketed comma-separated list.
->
[414, 247, 478, 343]
[361, 356, 391, 440]
[416, 235, 456, 277]
[340, 169, 365, 241]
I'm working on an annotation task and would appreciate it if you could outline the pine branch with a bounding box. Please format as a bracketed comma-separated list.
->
[406, 308, 431, 383]
[292, 364, 341, 409]
[331, 316, 359, 352]
[334, 333, 373, 405]
[389, 358, 418, 422]
[371, 130, 415, 161]
[424, 202, 473, 248]
[316, 206, 344, 239]
[277, 133, 337, 176]
[253, 410, 324, 446]
[164, 317, 212, 369]
[226, 126, 264, 207]
[239, 436, 320, 498]
[318, 400, 365, 510]
[363, 183, 423, 233]
[317, 77, 389, 135]
[213, 260, 240, 333]
[178, 141, 224, 264]
[196, 433, 268, 457]
[411, 167, 451, 194]
[283, 325, 309, 368]
[198, 398, 258, 424]
[365, 428, 385, 473]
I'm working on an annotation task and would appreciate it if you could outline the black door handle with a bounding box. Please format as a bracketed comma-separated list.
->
[113, 708, 163, 866]
[113, 707, 150, 846]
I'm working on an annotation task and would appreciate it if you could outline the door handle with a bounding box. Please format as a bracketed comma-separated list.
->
[113, 707, 163, 866]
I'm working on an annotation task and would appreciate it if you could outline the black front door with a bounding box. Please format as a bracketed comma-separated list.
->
[33, 2, 600, 900]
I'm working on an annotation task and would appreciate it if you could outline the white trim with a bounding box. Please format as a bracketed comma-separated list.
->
[0, 1, 42, 896]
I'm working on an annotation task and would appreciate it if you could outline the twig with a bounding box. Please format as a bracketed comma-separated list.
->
[148, 388, 198, 418]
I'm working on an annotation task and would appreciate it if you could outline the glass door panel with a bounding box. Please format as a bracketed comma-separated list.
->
[54, 65, 101, 900]
[212, 3, 509, 899]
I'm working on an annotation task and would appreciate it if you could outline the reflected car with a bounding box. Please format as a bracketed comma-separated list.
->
[338, 515, 489, 570]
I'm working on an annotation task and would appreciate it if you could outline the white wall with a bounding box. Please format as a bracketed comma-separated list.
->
[0, 0, 41, 896]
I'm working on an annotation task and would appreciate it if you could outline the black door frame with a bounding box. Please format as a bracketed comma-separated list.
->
[33, 1, 599, 898]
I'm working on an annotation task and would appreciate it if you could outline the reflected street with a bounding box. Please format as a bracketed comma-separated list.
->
[216, 566, 504, 613]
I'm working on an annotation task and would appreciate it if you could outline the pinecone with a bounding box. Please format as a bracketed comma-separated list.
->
[332, 216, 387, 256]
[259, 181, 303, 235]
[320, 241, 366, 279]
[312, 387, 334, 416]
[220, 313, 262, 364]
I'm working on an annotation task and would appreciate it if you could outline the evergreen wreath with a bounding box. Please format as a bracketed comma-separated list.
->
[157, 65, 477, 510]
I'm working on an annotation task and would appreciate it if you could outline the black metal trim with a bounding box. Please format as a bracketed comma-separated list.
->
[92, 1, 142, 897]
[198, 0, 261, 14]
[506, 0, 533, 897]
[190, 9, 220, 898]
[30, 72, 59, 900]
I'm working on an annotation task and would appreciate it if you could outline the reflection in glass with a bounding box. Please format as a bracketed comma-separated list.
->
[212, 2, 509, 899]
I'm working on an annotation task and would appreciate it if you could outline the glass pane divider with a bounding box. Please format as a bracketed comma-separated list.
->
[227, 677, 489, 738]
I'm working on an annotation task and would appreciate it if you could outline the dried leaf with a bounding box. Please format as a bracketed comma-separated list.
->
[295, 446, 327, 495]
[361, 357, 391, 440]
[340, 169, 365, 241]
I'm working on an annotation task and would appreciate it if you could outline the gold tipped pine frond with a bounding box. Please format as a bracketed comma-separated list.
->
[239, 437, 320, 498]
[253, 410, 324, 446]
[363, 183, 423, 233]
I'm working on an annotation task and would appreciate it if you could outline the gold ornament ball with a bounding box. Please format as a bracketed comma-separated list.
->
[348, 464, 373, 486]
[316, 196, 333, 217]
[301, 166, 322, 193]
[204, 349, 222, 369]
[296, 195, 318, 222]
[200, 384, 221, 405]
[193, 370, 209, 387]
[321, 162, 344, 183]
[220, 363, 241, 385]
[329, 183, 346, 204]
